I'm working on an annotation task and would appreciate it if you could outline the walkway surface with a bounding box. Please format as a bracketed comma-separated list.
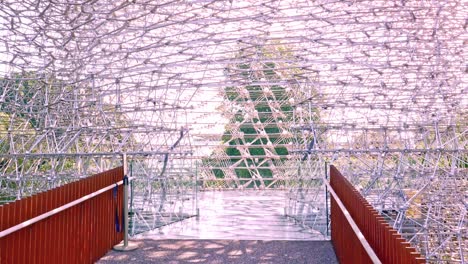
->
[98, 239, 338, 264]
[99, 191, 337, 263]
[136, 190, 325, 240]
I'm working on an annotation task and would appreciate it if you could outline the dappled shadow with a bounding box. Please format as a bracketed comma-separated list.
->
[97, 239, 338, 264]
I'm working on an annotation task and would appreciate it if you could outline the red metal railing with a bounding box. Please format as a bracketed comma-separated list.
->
[330, 165, 425, 264]
[0, 167, 124, 264]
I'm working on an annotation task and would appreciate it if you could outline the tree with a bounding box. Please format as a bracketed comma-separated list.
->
[0, 72, 136, 200]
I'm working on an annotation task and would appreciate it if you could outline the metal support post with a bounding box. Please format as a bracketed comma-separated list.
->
[325, 161, 329, 237]
[113, 153, 139, 251]
[195, 161, 200, 218]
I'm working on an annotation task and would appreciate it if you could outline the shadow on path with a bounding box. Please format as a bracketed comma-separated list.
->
[98, 239, 338, 264]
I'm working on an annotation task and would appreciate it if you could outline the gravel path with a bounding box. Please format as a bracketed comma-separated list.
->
[98, 239, 338, 264]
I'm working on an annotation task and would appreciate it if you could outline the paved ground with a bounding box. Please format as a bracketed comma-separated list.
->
[98, 239, 338, 264]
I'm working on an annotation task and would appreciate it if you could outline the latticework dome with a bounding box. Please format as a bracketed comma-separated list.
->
[0, 0, 466, 261]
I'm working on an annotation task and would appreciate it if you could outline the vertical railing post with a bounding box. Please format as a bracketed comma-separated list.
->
[113, 153, 138, 251]
[325, 161, 329, 237]
[195, 161, 199, 218]
[129, 160, 134, 216]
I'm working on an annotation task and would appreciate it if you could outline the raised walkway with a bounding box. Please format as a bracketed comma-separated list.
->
[99, 191, 337, 263]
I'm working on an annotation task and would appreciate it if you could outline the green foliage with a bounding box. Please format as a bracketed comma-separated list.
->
[0, 72, 135, 176]
[0, 72, 58, 129]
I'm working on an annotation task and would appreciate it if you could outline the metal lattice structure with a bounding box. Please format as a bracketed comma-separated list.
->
[0, 0, 466, 262]
[198, 44, 318, 189]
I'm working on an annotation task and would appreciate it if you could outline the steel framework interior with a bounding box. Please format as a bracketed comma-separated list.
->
[0, 0, 466, 262]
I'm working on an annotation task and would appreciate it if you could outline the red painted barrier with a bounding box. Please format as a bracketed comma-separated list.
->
[0, 167, 124, 264]
[330, 165, 425, 264]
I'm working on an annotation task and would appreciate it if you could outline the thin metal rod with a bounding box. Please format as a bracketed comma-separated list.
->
[195, 161, 199, 217]
[0, 148, 464, 159]
[0, 180, 124, 239]
[122, 153, 129, 247]
[0, 150, 192, 158]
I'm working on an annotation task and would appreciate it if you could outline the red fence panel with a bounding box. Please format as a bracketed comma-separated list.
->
[0, 167, 124, 264]
[330, 165, 425, 264]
